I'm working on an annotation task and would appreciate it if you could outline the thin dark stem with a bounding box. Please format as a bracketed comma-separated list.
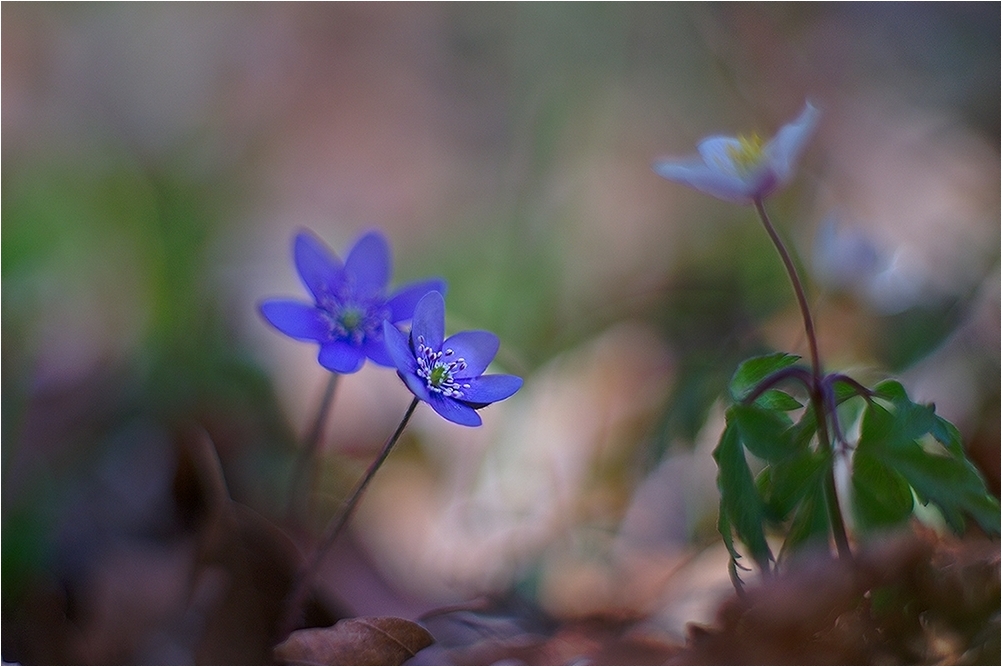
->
[286, 373, 340, 519]
[752, 197, 852, 562]
[753, 198, 821, 383]
[827, 373, 875, 401]
[278, 397, 421, 638]
[741, 365, 814, 405]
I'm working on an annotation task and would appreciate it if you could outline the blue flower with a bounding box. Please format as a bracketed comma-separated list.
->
[652, 102, 819, 204]
[382, 291, 522, 427]
[260, 230, 446, 374]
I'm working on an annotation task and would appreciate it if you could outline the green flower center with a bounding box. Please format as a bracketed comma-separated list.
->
[429, 364, 450, 387]
[321, 292, 389, 346]
[415, 337, 471, 399]
[338, 307, 363, 332]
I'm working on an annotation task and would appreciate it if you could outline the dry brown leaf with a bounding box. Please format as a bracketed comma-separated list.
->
[274, 616, 435, 665]
[671, 530, 1001, 665]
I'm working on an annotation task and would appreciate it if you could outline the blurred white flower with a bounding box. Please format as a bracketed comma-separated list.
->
[812, 213, 925, 314]
[653, 102, 819, 204]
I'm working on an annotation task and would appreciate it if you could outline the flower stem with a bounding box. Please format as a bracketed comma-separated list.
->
[753, 198, 821, 382]
[816, 419, 853, 561]
[752, 197, 851, 562]
[278, 396, 421, 638]
[286, 372, 340, 520]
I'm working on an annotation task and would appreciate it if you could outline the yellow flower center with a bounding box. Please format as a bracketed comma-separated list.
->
[726, 133, 766, 173]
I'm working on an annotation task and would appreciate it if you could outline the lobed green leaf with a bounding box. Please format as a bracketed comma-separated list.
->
[714, 421, 773, 573]
[716, 511, 750, 591]
[856, 385, 1000, 535]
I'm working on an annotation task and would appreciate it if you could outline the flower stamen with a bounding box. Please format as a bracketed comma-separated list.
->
[726, 132, 766, 173]
[415, 337, 470, 398]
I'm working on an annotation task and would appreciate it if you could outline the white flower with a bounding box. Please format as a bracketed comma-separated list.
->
[653, 102, 819, 204]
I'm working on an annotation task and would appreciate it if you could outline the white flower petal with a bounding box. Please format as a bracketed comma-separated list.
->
[765, 102, 820, 184]
[653, 156, 756, 203]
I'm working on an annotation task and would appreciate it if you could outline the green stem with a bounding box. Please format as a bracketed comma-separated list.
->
[286, 373, 340, 519]
[278, 396, 421, 637]
[813, 397, 854, 561]
[753, 197, 851, 562]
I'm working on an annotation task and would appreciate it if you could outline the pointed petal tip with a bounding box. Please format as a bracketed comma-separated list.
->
[417, 289, 445, 309]
[383, 320, 417, 372]
[293, 229, 344, 298]
[293, 229, 334, 262]
[345, 230, 392, 293]
[386, 278, 449, 323]
[445, 330, 500, 379]
[412, 290, 446, 349]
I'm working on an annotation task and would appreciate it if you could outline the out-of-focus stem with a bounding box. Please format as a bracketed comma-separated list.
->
[278, 396, 420, 638]
[286, 373, 340, 519]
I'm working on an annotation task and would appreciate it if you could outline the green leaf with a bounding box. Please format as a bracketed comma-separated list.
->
[716, 510, 750, 591]
[931, 415, 965, 457]
[884, 439, 998, 534]
[730, 353, 801, 403]
[753, 389, 803, 411]
[852, 450, 914, 531]
[729, 403, 794, 463]
[787, 402, 821, 451]
[780, 479, 830, 558]
[857, 393, 1000, 535]
[871, 379, 937, 439]
[714, 421, 772, 572]
[830, 376, 870, 403]
[761, 448, 829, 521]
[872, 378, 908, 402]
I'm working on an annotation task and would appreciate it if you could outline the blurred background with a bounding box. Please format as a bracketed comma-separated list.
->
[3, 3, 999, 663]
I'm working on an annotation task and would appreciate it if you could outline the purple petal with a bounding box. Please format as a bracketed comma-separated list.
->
[260, 300, 330, 341]
[765, 102, 819, 183]
[411, 291, 445, 350]
[344, 231, 391, 295]
[428, 393, 482, 427]
[460, 374, 522, 404]
[294, 231, 343, 301]
[318, 340, 365, 374]
[442, 331, 499, 379]
[652, 156, 753, 204]
[386, 278, 448, 323]
[362, 334, 395, 367]
[382, 321, 417, 373]
[400, 370, 432, 403]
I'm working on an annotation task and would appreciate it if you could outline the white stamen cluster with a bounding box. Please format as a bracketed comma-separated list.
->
[415, 335, 471, 398]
